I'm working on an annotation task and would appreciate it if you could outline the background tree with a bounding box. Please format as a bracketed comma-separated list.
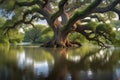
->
[24, 24, 45, 43]
[0, 0, 120, 47]
[39, 27, 53, 43]
[23, 24, 53, 43]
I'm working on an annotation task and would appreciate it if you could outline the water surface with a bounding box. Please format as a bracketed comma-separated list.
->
[0, 46, 120, 80]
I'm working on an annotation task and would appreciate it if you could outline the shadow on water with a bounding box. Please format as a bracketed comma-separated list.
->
[0, 46, 120, 80]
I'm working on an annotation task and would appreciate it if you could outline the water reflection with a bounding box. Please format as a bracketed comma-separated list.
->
[17, 50, 52, 78]
[33, 61, 48, 77]
[114, 60, 120, 80]
[0, 46, 120, 80]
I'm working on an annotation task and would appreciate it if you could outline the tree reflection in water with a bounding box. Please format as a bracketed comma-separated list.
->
[45, 47, 113, 80]
[0, 46, 120, 80]
[17, 51, 49, 78]
[114, 61, 120, 80]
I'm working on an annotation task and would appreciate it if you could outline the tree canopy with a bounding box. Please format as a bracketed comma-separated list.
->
[0, 0, 120, 47]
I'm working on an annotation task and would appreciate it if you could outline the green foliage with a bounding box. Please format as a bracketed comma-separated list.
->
[96, 23, 116, 44]
[69, 32, 89, 44]
[0, 17, 6, 28]
[0, 38, 9, 46]
[0, 16, 24, 45]
[12, 8, 23, 21]
[8, 29, 24, 43]
[24, 25, 53, 43]
[0, 17, 9, 46]
[111, 21, 120, 46]
[0, 0, 119, 47]
[0, 0, 15, 11]
[24, 25, 43, 43]
[63, 0, 102, 31]
[96, 23, 113, 34]
[86, 21, 98, 31]
[112, 21, 120, 31]
[0, 33, 9, 46]
[3, 20, 14, 27]
[37, 27, 53, 43]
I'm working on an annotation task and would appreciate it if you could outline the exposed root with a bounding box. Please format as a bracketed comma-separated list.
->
[41, 40, 81, 48]
[41, 40, 65, 48]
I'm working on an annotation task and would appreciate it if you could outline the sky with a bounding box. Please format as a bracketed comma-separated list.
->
[34, 20, 48, 26]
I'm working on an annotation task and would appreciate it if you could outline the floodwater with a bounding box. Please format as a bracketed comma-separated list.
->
[0, 45, 120, 80]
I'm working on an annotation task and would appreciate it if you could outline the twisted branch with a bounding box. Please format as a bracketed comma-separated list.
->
[50, 0, 68, 26]
[3, 14, 40, 34]
[63, 0, 102, 33]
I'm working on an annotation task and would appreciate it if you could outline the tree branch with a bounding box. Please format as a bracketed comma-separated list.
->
[3, 14, 39, 34]
[2, 4, 51, 34]
[75, 23, 114, 47]
[14, 1, 51, 22]
[66, 2, 84, 13]
[63, 0, 102, 34]
[23, 7, 50, 21]
[50, 0, 68, 26]
[61, 12, 69, 25]
[75, 25, 105, 47]
[94, 0, 120, 13]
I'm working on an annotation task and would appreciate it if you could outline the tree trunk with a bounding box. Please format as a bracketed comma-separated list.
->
[41, 28, 82, 48]
[41, 29, 73, 48]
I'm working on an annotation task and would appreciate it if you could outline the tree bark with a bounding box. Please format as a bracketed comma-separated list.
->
[41, 29, 73, 48]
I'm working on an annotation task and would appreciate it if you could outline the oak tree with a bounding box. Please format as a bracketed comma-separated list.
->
[0, 0, 120, 47]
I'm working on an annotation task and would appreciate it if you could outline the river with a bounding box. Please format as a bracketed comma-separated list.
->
[0, 45, 120, 80]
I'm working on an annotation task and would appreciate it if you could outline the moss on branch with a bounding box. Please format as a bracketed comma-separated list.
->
[62, 0, 102, 32]
[75, 22, 116, 47]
